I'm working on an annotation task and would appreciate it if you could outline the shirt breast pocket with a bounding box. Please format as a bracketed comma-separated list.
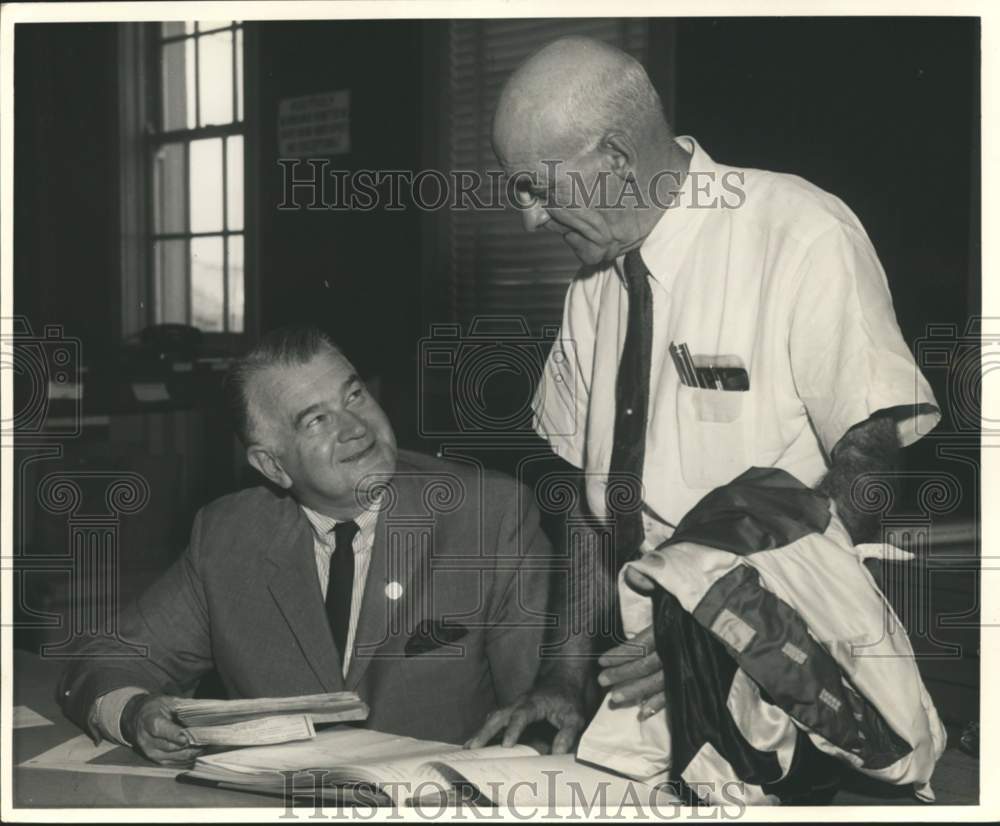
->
[676, 385, 753, 490]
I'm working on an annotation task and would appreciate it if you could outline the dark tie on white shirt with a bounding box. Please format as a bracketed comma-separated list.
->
[326, 520, 359, 659]
[607, 247, 653, 570]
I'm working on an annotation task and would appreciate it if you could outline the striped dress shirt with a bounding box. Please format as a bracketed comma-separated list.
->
[299, 502, 381, 676]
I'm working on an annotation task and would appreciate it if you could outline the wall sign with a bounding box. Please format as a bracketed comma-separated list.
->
[278, 90, 350, 157]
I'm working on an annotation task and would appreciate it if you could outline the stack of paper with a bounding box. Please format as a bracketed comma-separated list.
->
[172, 692, 368, 747]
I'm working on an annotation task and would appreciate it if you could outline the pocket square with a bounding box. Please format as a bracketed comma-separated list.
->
[404, 619, 469, 657]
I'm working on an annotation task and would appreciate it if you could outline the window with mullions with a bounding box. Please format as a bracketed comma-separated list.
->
[151, 21, 245, 332]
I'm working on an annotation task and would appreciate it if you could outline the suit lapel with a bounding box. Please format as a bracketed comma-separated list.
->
[347, 466, 432, 690]
[266, 503, 345, 692]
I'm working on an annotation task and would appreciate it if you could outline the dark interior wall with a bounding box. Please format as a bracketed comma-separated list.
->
[12, 18, 980, 490]
[14, 19, 428, 444]
[672, 17, 981, 520]
[14, 23, 120, 361]
[253, 20, 426, 446]
[673, 17, 979, 336]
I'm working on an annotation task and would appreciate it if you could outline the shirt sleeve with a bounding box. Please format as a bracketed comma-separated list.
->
[532, 273, 602, 469]
[789, 221, 941, 456]
[90, 687, 149, 746]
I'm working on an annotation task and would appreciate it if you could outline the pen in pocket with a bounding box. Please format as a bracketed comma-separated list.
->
[670, 342, 750, 391]
[669, 341, 699, 387]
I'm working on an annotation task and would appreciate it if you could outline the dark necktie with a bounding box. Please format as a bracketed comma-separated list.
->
[607, 248, 653, 569]
[326, 520, 360, 660]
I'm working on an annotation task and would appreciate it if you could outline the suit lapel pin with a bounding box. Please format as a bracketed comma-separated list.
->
[385, 581, 403, 600]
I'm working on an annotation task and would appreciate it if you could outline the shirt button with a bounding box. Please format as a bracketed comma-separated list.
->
[625, 408, 633, 416]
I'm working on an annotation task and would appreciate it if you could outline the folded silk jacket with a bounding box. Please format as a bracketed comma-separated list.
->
[577, 467, 947, 805]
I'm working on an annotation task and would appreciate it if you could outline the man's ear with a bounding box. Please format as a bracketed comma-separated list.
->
[599, 132, 637, 181]
[247, 445, 293, 490]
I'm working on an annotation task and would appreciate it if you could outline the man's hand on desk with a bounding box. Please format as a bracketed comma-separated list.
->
[464, 684, 587, 755]
[597, 566, 666, 721]
[120, 694, 204, 766]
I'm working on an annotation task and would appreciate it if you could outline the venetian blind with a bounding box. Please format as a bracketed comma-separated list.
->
[446, 19, 649, 335]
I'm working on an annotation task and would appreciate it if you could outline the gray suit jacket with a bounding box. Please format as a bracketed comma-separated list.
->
[58, 450, 554, 745]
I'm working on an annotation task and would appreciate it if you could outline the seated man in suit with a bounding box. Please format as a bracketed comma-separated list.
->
[58, 324, 556, 765]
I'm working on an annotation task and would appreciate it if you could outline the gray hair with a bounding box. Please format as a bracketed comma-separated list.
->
[224, 323, 341, 446]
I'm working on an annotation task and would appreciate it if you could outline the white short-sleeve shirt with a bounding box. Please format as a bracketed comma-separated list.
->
[533, 136, 940, 547]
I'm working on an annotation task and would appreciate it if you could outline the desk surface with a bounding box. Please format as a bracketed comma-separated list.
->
[13, 650, 285, 809]
[11, 649, 979, 809]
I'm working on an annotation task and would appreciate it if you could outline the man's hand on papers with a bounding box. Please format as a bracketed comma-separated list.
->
[121, 694, 204, 766]
[597, 565, 666, 725]
[464, 685, 586, 755]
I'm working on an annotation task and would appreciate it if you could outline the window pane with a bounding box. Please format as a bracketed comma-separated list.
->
[161, 39, 196, 131]
[198, 20, 233, 34]
[160, 22, 194, 38]
[152, 20, 247, 338]
[198, 30, 234, 126]
[227, 235, 245, 332]
[189, 138, 223, 233]
[152, 143, 186, 234]
[235, 27, 244, 122]
[153, 240, 188, 324]
[226, 136, 243, 230]
[190, 237, 224, 331]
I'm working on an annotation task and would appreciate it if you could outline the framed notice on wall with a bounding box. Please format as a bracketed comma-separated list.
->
[278, 90, 351, 157]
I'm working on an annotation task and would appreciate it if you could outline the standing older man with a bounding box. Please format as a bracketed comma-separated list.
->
[58, 324, 555, 764]
[470, 36, 940, 749]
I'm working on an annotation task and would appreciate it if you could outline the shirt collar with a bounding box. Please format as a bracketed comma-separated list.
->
[615, 135, 715, 293]
[300, 498, 381, 548]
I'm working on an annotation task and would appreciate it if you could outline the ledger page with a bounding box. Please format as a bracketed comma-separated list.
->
[433, 753, 681, 808]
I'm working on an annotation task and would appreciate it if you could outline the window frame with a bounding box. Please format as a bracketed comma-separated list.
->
[118, 21, 258, 350]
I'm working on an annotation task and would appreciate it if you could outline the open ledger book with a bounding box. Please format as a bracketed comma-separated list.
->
[180, 727, 679, 808]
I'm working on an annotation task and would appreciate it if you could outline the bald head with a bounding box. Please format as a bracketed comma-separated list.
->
[493, 36, 669, 165]
[492, 37, 687, 266]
